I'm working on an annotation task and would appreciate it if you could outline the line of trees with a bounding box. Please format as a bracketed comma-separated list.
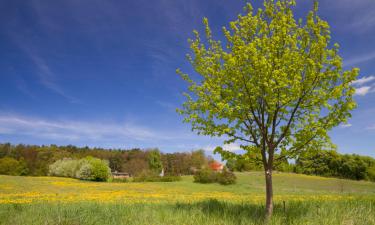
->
[0, 143, 211, 177]
[295, 150, 375, 181]
[226, 150, 375, 182]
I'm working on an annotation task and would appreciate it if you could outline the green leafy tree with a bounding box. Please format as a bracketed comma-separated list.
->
[177, 0, 358, 217]
[191, 149, 207, 169]
[0, 157, 28, 176]
[147, 149, 163, 173]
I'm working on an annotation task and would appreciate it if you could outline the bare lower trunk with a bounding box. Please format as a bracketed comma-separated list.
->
[265, 169, 273, 219]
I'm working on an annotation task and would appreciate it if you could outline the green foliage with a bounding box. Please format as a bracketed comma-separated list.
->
[0, 157, 28, 176]
[191, 150, 207, 169]
[85, 157, 111, 181]
[367, 166, 375, 182]
[226, 158, 263, 172]
[133, 170, 181, 182]
[147, 149, 163, 173]
[217, 168, 237, 185]
[159, 176, 182, 182]
[0, 143, 210, 177]
[49, 158, 80, 178]
[193, 169, 218, 183]
[178, 0, 357, 173]
[295, 150, 375, 181]
[194, 168, 237, 185]
[178, 0, 358, 214]
[49, 157, 110, 181]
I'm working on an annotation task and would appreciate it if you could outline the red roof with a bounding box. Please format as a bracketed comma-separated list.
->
[209, 161, 223, 171]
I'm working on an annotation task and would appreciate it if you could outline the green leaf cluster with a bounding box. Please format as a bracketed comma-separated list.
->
[178, 0, 358, 169]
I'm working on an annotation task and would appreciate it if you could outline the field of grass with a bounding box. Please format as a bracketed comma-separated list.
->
[0, 172, 374, 224]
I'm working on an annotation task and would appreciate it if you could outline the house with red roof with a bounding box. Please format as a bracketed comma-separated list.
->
[209, 161, 224, 172]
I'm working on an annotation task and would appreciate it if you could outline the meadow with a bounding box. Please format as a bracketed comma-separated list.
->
[0, 172, 374, 225]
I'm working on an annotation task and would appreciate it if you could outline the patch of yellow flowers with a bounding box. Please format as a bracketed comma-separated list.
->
[0, 177, 373, 205]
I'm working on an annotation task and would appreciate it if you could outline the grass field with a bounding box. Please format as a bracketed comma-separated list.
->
[0, 172, 374, 224]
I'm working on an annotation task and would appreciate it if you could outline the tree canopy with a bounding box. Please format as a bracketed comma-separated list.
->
[178, 0, 358, 216]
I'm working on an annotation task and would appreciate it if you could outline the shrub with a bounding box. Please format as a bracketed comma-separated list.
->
[132, 170, 181, 182]
[193, 169, 218, 183]
[132, 170, 160, 182]
[217, 168, 236, 185]
[160, 176, 182, 182]
[194, 168, 237, 185]
[48, 158, 80, 178]
[86, 157, 111, 181]
[49, 157, 111, 181]
[75, 160, 93, 180]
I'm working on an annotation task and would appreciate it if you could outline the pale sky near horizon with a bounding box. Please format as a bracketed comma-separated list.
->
[0, 0, 374, 158]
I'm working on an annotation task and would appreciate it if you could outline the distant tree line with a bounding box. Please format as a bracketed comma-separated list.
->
[0, 143, 210, 177]
[226, 150, 375, 182]
[295, 150, 375, 181]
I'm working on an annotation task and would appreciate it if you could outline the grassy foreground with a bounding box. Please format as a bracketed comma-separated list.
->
[0, 172, 374, 224]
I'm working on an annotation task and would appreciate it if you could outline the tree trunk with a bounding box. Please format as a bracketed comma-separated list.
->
[265, 168, 273, 219]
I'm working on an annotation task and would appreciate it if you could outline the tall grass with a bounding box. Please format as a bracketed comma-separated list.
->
[1, 173, 374, 224]
[0, 199, 374, 225]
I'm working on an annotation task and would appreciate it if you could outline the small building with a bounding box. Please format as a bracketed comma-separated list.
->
[112, 171, 130, 179]
[209, 161, 224, 172]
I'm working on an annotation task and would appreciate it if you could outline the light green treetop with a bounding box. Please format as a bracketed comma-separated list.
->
[177, 0, 358, 168]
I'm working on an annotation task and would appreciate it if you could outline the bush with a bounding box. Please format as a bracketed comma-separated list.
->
[194, 168, 237, 185]
[49, 157, 111, 181]
[193, 169, 218, 183]
[132, 170, 181, 182]
[75, 160, 93, 180]
[86, 157, 111, 181]
[48, 158, 80, 178]
[217, 168, 236, 185]
[160, 176, 182, 182]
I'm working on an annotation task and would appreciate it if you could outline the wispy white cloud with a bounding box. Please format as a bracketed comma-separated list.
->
[155, 100, 177, 111]
[27, 53, 79, 103]
[0, 113, 170, 143]
[351, 75, 375, 97]
[344, 52, 375, 67]
[322, 0, 375, 33]
[8, 32, 79, 103]
[203, 143, 242, 153]
[340, 123, 352, 128]
[351, 76, 375, 86]
[355, 86, 372, 96]
[366, 124, 375, 130]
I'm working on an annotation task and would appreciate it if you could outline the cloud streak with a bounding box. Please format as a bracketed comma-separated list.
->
[355, 86, 372, 96]
[351, 76, 375, 86]
[203, 143, 242, 153]
[340, 123, 352, 128]
[27, 53, 79, 103]
[0, 113, 170, 143]
[352, 75, 375, 97]
[344, 52, 375, 67]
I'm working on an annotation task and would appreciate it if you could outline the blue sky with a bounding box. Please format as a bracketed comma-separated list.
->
[0, 0, 374, 158]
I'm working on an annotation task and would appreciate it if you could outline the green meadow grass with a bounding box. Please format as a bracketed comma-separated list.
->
[0, 172, 374, 225]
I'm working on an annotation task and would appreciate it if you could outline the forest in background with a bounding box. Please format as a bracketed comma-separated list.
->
[0, 143, 210, 177]
[0, 143, 374, 182]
